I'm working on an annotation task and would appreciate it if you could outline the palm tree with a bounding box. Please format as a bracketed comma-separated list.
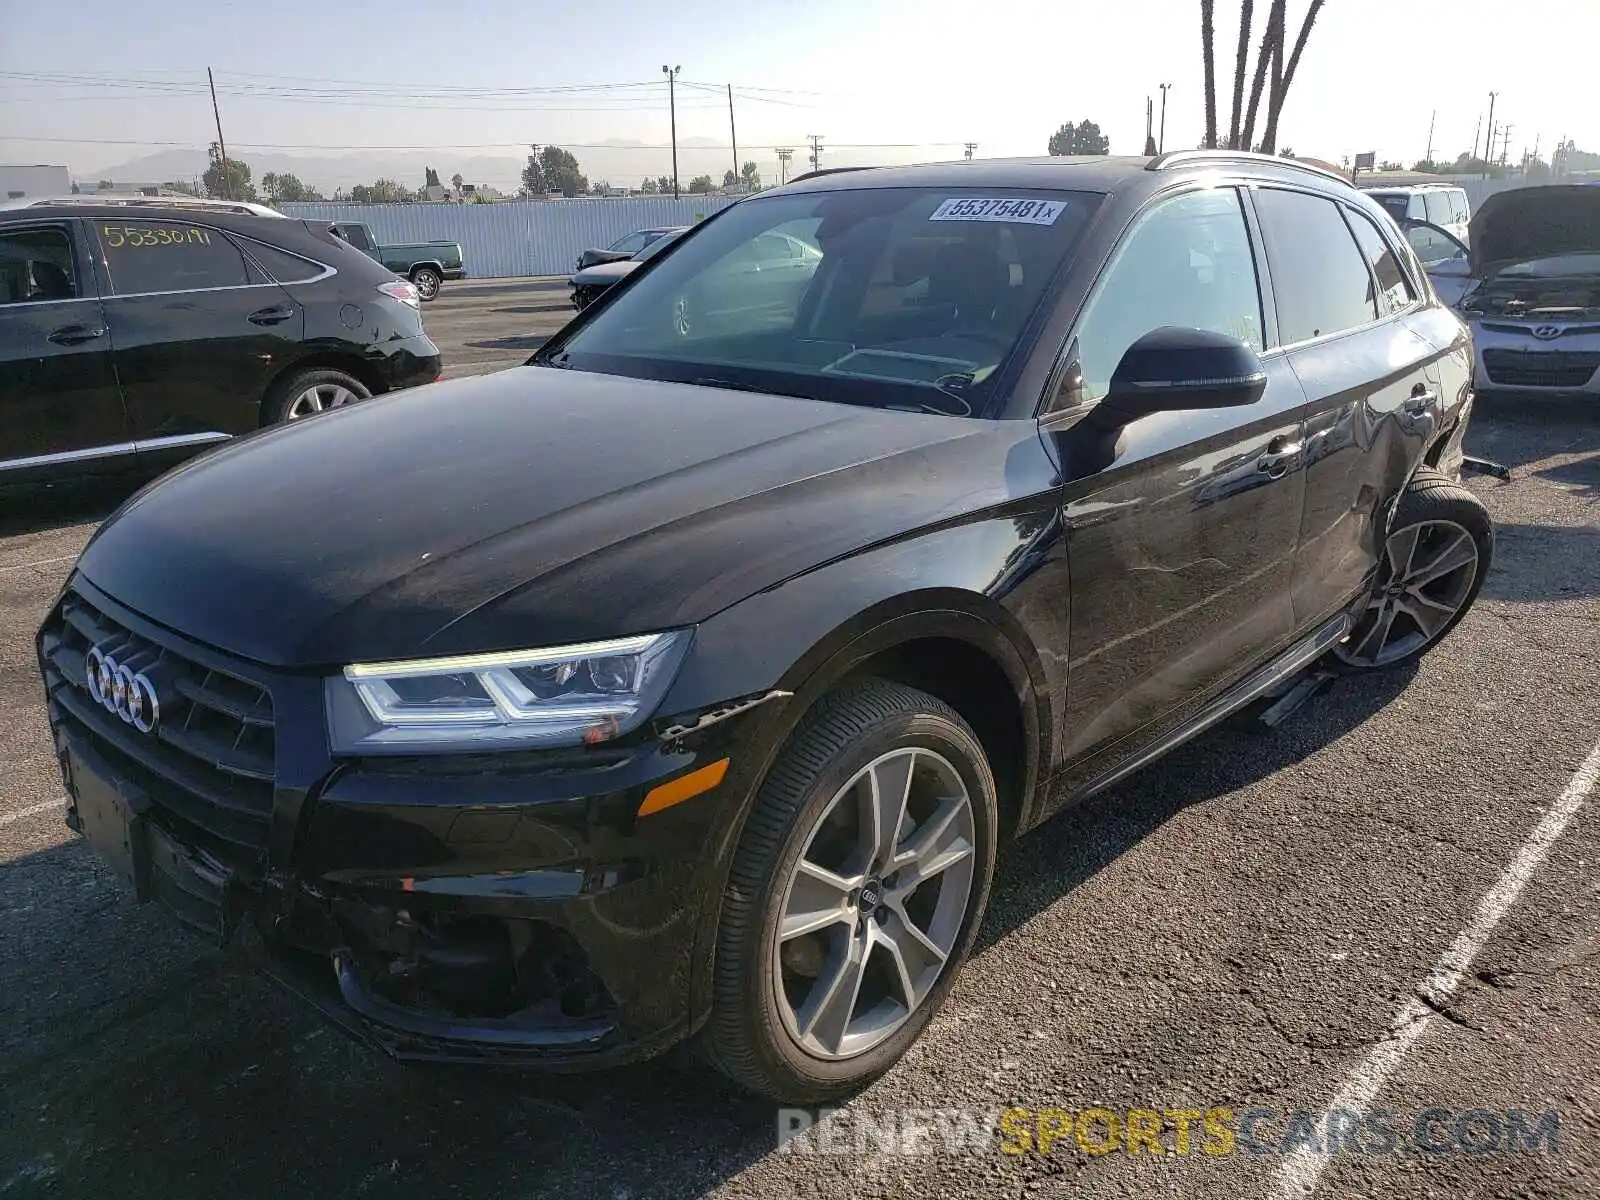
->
[1228, 0, 1254, 148]
[1260, 0, 1325, 153]
[1205, 0, 1324, 157]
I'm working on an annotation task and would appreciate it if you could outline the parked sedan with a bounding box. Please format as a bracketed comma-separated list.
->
[1408, 184, 1600, 397]
[40, 152, 1489, 1104]
[1, 200, 441, 486]
[568, 226, 685, 311]
[575, 226, 683, 272]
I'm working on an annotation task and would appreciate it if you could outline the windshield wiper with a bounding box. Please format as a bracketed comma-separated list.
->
[690, 376, 781, 395]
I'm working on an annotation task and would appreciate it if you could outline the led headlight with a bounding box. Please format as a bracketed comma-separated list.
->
[325, 630, 691, 754]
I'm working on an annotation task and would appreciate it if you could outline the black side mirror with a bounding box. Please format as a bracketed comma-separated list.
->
[1100, 327, 1267, 422]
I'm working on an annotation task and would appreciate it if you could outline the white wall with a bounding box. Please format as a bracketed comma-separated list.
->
[0, 164, 70, 199]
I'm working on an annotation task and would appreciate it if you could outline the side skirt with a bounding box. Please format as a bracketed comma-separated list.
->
[1072, 612, 1352, 804]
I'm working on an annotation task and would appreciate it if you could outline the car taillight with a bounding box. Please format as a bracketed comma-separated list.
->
[377, 280, 421, 309]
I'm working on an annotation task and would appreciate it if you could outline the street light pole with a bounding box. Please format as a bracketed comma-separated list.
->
[662, 65, 681, 198]
[1158, 83, 1171, 154]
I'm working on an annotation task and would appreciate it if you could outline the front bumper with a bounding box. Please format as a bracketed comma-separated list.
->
[1469, 321, 1600, 396]
[39, 577, 776, 1068]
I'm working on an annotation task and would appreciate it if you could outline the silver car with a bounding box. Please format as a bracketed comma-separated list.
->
[1410, 185, 1600, 398]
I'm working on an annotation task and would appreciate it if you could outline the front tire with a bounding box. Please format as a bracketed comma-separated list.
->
[700, 680, 998, 1102]
[410, 266, 442, 302]
[1332, 467, 1492, 670]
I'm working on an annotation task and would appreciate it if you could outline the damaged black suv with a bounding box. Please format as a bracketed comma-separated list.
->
[39, 152, 1491, 1102]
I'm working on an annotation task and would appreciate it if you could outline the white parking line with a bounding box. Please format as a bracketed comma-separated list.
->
[1275, 732, 1600, 1198]
[0, 554, 77, 574]
[0, 796, 69, 826]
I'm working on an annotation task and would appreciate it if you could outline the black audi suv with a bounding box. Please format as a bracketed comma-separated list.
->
[38, 153, 1490, 1102]
[1, 197, 442, 486]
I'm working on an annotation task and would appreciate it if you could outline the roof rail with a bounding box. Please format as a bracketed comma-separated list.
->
[3, 195, 287, 218]
[786, 166, 877, 184]
[1146, 149, 1349, 186]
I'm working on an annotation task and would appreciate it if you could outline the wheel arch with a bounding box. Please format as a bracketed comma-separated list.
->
[260, 352, 389, 425]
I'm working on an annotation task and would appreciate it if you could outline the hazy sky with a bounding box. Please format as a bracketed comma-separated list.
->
[2, 0, 1595, 184]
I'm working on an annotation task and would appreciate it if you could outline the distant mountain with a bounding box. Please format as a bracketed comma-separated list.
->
[79, 137, 834, 196]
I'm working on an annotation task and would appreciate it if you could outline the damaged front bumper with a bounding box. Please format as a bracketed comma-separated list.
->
[41, 579, 780, 1069]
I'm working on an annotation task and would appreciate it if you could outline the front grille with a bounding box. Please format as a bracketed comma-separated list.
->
[1482, 349, 1600, 389]
[40, 592, 276, 860]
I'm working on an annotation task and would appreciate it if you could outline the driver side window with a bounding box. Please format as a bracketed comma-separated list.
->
[1072, 188, 1264, 404]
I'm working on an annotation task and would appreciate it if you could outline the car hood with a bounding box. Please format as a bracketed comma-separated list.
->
[571, 260, 640, 286]
[75, 368, 1033, 668]
[1469, 185, 1600, 277]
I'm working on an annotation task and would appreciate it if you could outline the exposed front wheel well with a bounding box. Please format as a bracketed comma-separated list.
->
[836, 637, 1028, 843]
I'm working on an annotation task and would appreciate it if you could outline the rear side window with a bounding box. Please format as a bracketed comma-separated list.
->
[1424, 192, 1454, 225]
[1374, 194, 1408, 224]
[1345, 208, 1416, 315]
[1253, 189, 1377, 343]
[335, 224, 374, 252]
[243, 240, 325, 283]
[1448, 190, 1470, 224]
[98, 221, 261, 295]
[0, 225, 77, 303]
[1074, 187, 1264, 402]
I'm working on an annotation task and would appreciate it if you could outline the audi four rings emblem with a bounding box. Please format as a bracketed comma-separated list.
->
[84, 642, 162, 734]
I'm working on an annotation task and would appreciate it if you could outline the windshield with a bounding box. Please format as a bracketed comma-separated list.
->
[633, 230, 682, 261]
[545, 187, 1099, 415]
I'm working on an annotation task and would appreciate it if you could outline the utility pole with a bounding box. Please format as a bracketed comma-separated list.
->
[1144, 96, 1156, 156]
[1158, 83, 1171, 154]
[662, 65, 681, 198]
[1471, 114, 1482, 163]
[963, 142, 977, 160]
[1500, 124, 1514, 168]
[727, 84, 739, 187]
[1483, 91, 1498, 177]
[775, 147, 794, 185]
[807, 134, 824, 172]
[207, 67, 232, 200]
[1424, 109, 1435, 166]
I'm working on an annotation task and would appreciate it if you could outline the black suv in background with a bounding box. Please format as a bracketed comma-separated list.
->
[1, 198, 442, 485]
[40, 154, 1490, 1103]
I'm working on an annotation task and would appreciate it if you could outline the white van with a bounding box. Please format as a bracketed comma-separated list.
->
[1363, 184, 1472, 246]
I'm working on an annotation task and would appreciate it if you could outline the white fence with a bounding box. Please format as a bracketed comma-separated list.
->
[279, 196, 739, 279]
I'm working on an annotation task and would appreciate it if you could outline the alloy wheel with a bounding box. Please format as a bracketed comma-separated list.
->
[286, 383, 360, 420]
[772, 748, 976, 1061]
[1336, 518, 1481, 668]
[414, 270, 440, 300]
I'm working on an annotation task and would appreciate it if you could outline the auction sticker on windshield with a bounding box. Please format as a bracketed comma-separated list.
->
[929, 198, 1067, 224]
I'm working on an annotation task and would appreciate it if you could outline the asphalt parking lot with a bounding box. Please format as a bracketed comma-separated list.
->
[1, 291, 1597, 1197]
[425, 276, 578, 381]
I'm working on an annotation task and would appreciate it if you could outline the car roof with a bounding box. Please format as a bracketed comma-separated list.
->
[1362, 183, 1463, 194]
[0, 195, 288, 220]
[763, 151, 1359, 202]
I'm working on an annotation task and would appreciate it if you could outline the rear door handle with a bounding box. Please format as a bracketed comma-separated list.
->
[46, 324, 108, 346]
[1403, 390, 1439, 414]
[247, 305, 296, 326]
[1256, 439, 1303, 479]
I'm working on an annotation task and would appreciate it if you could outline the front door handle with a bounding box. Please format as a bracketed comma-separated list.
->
[247, 305, 296, 326]
[1403, 390, 1439, 414]
[1256, 439, 1303, 479]
[47, 324, 107, 346]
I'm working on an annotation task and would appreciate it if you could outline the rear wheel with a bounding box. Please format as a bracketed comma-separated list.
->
[1332, 468, 1492, 670]
[700, 680, 998, 1102]
[410, 266, 442, 301]
[264, 367, 371, 424]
